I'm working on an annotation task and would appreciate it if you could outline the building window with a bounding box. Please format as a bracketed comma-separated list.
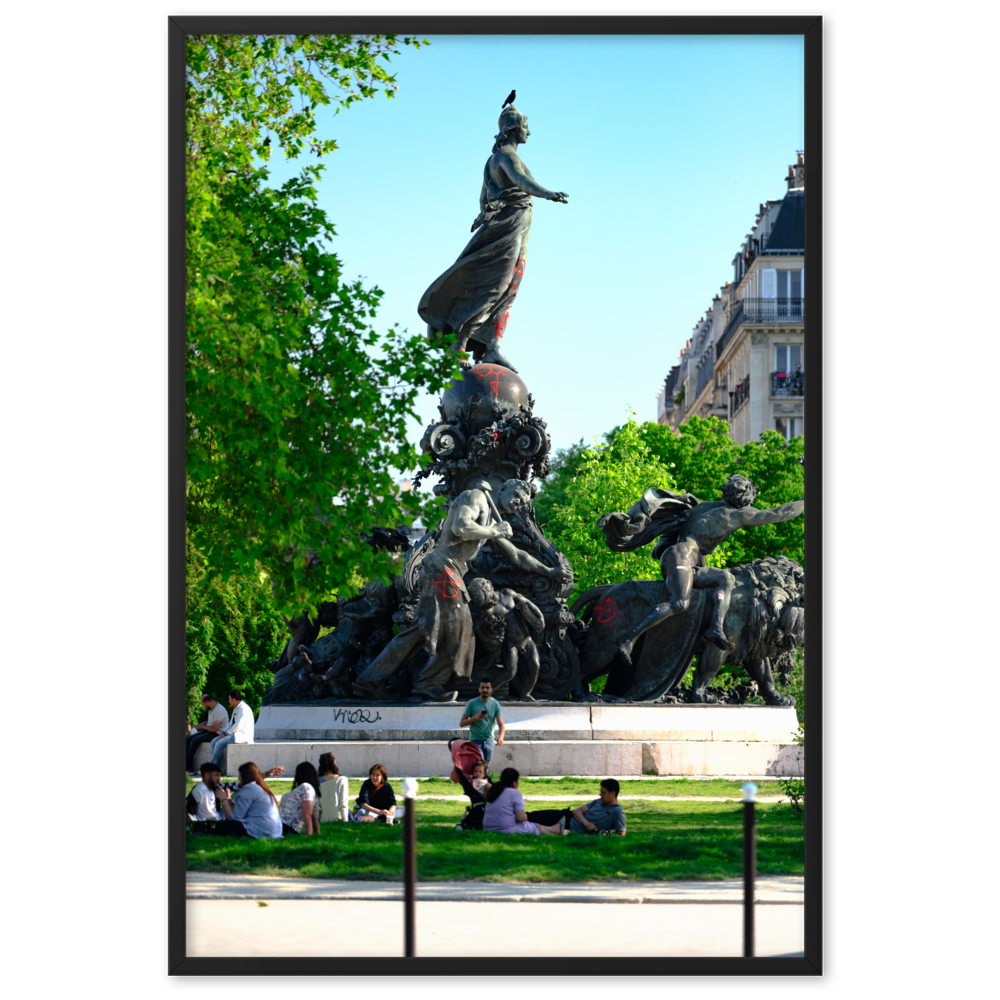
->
[775, 343, 802, 374]
[776, 270, 802, 298]
[775, 416, 801, 440]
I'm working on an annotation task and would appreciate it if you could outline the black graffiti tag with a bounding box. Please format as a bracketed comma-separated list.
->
[332, 708, 382, 725]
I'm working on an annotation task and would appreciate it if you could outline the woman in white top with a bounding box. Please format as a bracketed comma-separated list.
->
[318, 753, 350, 823]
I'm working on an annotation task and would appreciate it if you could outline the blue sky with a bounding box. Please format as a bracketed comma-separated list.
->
[266, 34, 804, 458]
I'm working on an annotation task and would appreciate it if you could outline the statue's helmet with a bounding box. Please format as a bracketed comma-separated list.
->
[721, 474, 758, 509]
[496, 106, 527, 138]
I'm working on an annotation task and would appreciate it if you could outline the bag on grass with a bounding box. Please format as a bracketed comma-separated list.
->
[456, 800, 485, 832]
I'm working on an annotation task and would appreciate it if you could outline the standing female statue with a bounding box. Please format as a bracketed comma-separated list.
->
[418, 106, 568, 373]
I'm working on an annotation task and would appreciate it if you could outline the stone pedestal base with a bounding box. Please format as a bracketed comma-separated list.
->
[192, 738, 803, 778]
[255, 702, 800, 742]
[194, 703, 803, 778]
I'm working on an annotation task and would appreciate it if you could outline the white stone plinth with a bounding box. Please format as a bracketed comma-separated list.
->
[255, 701, 799, 743]
[193, 736, 803, 779]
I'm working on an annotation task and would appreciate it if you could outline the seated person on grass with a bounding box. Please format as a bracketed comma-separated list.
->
[483, 768, 561, 836]
[191, 762, 283, 839]
[318, 753, 350, 823]
[279, 761, 322, 836]
[187, 762, 228, 823]
[527, 781, 626, 835]
[348, 763, 399, 824]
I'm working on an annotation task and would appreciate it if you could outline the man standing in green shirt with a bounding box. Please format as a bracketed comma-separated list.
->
[460, 679, 505, 767]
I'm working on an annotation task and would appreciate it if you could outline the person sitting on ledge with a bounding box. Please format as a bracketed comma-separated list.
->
[318, 753, 350, 823]
[191, 762, 283, 838]
[279, 761, 322, 835]
[209, 689, 255, 767]
[526, 780, 627, 834]
[348, 763, 399, 824]
[483, 768, 561, 835]
[186, 694, 229, 773]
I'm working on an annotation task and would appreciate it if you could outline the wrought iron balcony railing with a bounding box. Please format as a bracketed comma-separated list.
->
[771, 369, 805, 397]
[743, 297, 805, 323]
[729, 374, 750, 418]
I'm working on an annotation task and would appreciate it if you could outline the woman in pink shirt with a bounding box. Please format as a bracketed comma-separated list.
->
[483, 768, 562, 835]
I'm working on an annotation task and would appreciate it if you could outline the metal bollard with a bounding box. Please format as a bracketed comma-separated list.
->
[402, 777, 418, 958]
[742, 782, 758, 958]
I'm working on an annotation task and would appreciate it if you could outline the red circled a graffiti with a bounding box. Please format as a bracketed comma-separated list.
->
[593, 597, 618, 624]
[432, 568, 463, 600]
[493, 310, 510, 342]
[510, 258, 526, 292]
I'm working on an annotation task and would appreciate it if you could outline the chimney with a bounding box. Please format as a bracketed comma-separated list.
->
[787, 151, 805, 191]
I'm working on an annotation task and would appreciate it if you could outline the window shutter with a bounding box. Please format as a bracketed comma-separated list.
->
[761, 269, 777, 298]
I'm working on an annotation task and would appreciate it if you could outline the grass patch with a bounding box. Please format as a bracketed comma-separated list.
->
[186, 798, 803, 883]
[185, 776, 798, 799]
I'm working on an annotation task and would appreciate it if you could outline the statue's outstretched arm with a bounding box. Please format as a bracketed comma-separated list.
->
[500, 153, 568, 203]
[491, 536, 561, 578]
[740, 498, 805, 527]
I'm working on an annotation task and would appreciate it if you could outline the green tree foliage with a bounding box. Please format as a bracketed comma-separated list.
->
[543, 415, 677, 605]
[532, 439, 588, 529]
[185, 34, 459, 613]
[186, 571, 288, 720]
[539, 416, 805, 583]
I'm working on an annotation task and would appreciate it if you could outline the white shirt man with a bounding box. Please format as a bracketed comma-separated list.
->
[188, 763, 228, 821]
[210, 691, 255, 767]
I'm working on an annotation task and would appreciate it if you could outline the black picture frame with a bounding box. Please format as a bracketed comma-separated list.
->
[169, 14, 822, 976]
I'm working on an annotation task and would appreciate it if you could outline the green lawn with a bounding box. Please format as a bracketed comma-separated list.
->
[186, 776, 796, 799]
[186, 798, 804, 882]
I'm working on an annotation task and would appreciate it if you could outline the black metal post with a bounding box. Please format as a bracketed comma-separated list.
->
[403, 788, 417, 958]
[742, 783, 757, 958]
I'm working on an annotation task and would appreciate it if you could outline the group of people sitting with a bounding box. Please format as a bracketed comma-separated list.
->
[185, 690, 255, 771]
[187, 754, 406, 839]
[448, 738, 627, 836]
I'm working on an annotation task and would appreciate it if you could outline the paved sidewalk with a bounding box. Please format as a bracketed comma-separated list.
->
[187, 871, 803, 904]
[187, 897, 804, 958]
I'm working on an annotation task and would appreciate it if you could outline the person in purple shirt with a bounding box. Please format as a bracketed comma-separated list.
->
[482, 768, 562, 835]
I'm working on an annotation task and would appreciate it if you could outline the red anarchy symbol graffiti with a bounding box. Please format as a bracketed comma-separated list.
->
[432, 568, 463, 600]
[510, 258, 526, 293]
[493, 310, 510, 342]
[479, 364, 507, 394]
[593, 597, 618, 624]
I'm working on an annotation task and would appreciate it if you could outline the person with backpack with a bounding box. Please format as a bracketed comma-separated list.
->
[483, 768, 561, 835]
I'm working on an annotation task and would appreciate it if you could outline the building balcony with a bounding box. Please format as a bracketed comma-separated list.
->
[729, 375, 750, 418]
[771, 369, 804, 397]
[743, 297, 805, 323]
